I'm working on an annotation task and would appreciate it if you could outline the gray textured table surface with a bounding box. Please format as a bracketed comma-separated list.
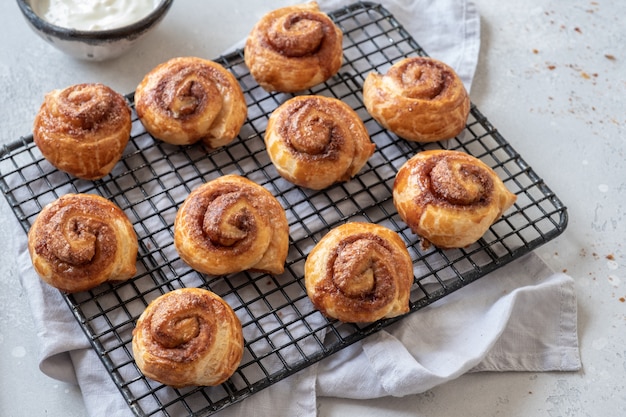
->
[1, 1, 624, 416]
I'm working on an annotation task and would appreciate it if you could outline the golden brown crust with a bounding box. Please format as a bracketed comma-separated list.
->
[33, 83, 132, 180]
[304, 222, 413, 323]
[27, 193, 138, 293]
[264, 95, 375, 190]
[132, 288, 243, 388]
[393, 150, 517, 249]
[363, 56, 470, 143]
[174, 175, 289, 276]
[135, 57, 247, 148]
[244, 1, 343, 92]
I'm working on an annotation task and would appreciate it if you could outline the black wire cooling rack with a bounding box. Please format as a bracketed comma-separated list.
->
[0, 2, 567, 416]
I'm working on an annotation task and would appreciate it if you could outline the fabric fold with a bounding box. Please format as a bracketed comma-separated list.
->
[321, 0, 481, 91]
[316, 252, 580, 400]
[18, 243, 85, 385]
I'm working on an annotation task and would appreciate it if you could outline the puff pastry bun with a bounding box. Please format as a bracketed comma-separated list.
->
[135, 57, 247, 148]
[393, 150, 517, 249]
[363, 56, 470, 143]
[264, 95, 375, 190]
[174, 175, 289, 276]
[33, 83, 132, 180]
[27, 193, 138, 293]
[132, 287, 244, 388]
[304, 222, 414, 323]
[244, 1, 343, 92]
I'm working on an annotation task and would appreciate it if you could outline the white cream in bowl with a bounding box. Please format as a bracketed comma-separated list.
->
[18, 0, 172, 61]
[32, 0, 159, 31]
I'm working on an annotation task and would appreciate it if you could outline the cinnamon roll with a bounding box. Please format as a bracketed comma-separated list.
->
[304, 222, 414, 323]
[393, 150, 517, 249]
[244, 1, 343, 92]
[363, 56, 470, 143]
[264, 95, 375, 190]
[134, 57, 247, 148]
[27, 193, 138, 293]
[174, 175, 289, 276]
[33, 83, 132, 180]
[132, 288, 244, 388]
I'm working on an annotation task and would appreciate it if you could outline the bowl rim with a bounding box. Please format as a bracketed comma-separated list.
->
[16, 0, 174, 40]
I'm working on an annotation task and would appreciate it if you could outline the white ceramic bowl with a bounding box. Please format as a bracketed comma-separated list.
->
[16, 0, 174, 61]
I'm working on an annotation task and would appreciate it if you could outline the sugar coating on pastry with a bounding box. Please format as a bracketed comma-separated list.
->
[304, 222, 414, 323]
[174, 174, 289, 276]
[132, 287, 244, 388]
[363, 56, 470, 143]
[393, 150, 517, 249]
[244, 1, 343, 92]
[33, 83, 132, 180]
[135, 56, 247, 148]
[27, 193, 138, 293]
[264, 95, 375, 190]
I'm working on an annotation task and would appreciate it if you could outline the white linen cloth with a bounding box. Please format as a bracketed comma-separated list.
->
[15, 1, 581, 416]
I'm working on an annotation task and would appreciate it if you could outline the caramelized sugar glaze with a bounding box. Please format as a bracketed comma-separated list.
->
[174, 175, 289, 276]
[393, 150, 517, 249]
[27, 194, 138, 293]
[363, 56, 470, 143]
[135, 56, 247, 148]
[265, 95, 375, 190]
[132, 288, 243, 387]
[244, 1, 343, 92]
[33, 83, 132, 179]
[305, 222, 413, 323]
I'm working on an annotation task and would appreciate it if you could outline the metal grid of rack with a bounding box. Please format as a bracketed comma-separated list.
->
[0, 2, 567, 416]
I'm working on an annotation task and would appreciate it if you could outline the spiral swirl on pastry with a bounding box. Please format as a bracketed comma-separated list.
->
[363, 56, 470, 143]
[27, 194, 138, 293]
[174, 175, 289, 276]
[135, 57, 247, 148]
[244, 1, 343, 92]
[33, 83, 132, 180]
[264, 95, 375, 190]
[132, 288, 243, 388]
[393, 150, 517, 249]
[304, 222, 414, 323]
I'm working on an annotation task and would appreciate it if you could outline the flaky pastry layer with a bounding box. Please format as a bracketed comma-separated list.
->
[265, 95, 375, 190]
[305, 222, 414, 323]
[33, 83, 132, 180]
[28, 193, 138, 293]
[393, 150, 517, 248]
[244, 1, 343, 92]
[132, 288, 243, 387]
[135, 57, 247, 148]
[363, 56, 470, 143]
[174, 175, 289, 276]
